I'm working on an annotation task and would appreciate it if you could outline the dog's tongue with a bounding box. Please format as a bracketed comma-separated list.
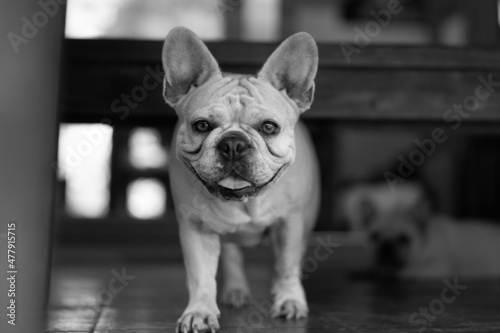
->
[218, 176, 251, 190]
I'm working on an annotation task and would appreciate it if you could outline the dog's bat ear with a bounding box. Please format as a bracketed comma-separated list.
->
[162, 27, 221, 107]
[258, 32, 318, 112]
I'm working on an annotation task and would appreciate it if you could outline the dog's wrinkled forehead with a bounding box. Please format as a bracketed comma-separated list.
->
[176, 74, 296, 120]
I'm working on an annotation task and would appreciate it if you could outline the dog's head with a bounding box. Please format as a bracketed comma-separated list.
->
[162, 27, 318, 201]
[339, 182, 432, 276]
[362, 196, 430, 276]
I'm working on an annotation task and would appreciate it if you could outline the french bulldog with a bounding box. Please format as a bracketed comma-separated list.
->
[348, 183, 500, 279]
[162, 27, 320, 332]
[336, 181, 427, 231]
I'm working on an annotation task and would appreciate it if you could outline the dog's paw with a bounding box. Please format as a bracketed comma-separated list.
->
[271, 277, 309, 319]
[176, 311, 220, 333]
[271, 299, 308, 319]
[221, 287, 251, 308]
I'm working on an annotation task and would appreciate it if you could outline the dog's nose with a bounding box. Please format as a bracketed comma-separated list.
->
[378, 241, 401, 266]
[377, 238, 409, 269]
[217, 134, 250, 161]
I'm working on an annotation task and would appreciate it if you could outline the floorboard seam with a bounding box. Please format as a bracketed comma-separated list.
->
[90, 305, 105, 333]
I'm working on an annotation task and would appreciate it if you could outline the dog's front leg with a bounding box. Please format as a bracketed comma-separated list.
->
[177, 219, 221, 333]
[271, 217, 309, 319]
[220, 243, 251, 307]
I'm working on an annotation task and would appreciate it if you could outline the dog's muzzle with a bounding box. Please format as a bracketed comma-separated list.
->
[185, 131, 288, 201]
[376, 235, 411, 270]
[216, 131, 251, 162]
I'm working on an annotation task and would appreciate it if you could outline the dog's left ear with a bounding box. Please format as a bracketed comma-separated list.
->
[258, 32, 318, 112]
[162, 27, 222, 107]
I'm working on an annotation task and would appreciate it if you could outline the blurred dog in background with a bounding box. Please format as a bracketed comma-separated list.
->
[337, 181, 500, 279]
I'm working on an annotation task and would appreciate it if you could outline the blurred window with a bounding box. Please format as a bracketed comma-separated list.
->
[127, 178, 167, 219]
[65, 0, 226, 40]
[57, 124, 112, 217]
[128, 128, 167, 170]
[241, 0, 281, 41]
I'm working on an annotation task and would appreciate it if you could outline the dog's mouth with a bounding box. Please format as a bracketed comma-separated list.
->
[186, 163, 287, 201]
[217, 175, 252, 190]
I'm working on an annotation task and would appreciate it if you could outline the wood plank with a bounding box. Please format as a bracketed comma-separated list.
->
[311, 69, 500, 121]
[64, 39, 500, 70]
[61, 39, 500, 123]
[60, 54, 500, 123]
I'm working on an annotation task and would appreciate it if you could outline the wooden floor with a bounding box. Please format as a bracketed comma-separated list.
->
[47, 247, 500, 333]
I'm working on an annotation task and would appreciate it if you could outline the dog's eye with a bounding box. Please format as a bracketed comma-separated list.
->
[193, 120, 211, 133]
[260, 121, 279, 135]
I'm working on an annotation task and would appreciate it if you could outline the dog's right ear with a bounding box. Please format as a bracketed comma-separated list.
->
[162, 27, 222, 107]
[257, 32, 318, 112]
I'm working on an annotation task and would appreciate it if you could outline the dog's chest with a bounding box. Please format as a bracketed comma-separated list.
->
[202, 195, 280, 236]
